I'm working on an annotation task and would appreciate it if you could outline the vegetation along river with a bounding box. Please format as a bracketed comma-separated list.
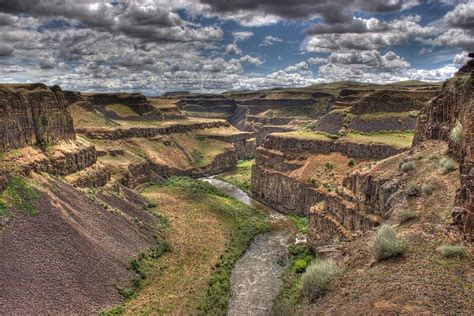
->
[202, 177, 303, 315]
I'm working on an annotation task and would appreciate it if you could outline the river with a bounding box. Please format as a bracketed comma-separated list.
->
[202, 177, 300, 316]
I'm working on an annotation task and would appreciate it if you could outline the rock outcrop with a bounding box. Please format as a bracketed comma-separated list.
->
[350, 89, 438, 115]
[414, 60, 474, 241]
[0, 84, 75, 151]
[76, 120, 230, 140]
[88, 92, 155, 115]
[262, 133, 407, 159]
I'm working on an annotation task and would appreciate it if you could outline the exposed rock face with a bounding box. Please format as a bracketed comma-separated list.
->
[0, 140, 97, 191]
[0, 84, 75, 151]
[251, 132, 408, 219]
[414, 60, 474, 241]
[308, 140, 452, 247]
[262, 134, 406, 159]
[88, 92, 155, 115]
[350, 89, 438, 115]
[178, 97, 236, 118]
[234, 138, 256, 160]
[64, 163, 111, 188]
[348, 115, 417, 133]
[76, 120, 230, 140]
[237, 98, 316, 107]
[252, 163, 325, 215]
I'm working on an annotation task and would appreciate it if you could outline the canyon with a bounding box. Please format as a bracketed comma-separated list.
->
[0, 61, 472, 315]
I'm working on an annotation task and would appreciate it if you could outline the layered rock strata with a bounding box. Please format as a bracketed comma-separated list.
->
[0, 84, 75, 151]
[414, 60, 473, 241]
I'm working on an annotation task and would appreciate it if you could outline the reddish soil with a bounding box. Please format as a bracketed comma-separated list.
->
[0, 176, 158, 314]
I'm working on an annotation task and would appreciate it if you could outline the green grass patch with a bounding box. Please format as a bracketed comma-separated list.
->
[278, 130, 413, 148]
[287, 215, 308, 235]
[272, 244, 315, 314]
[0, 176, 40, 216]
[216, 159, 254, 193]
[118, 239, 172, 300]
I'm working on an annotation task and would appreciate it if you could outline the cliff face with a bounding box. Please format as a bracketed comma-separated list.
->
[414, 60, 474, 241]
[251, 132, 409, 219]
[350, 89, 438, 115]
[0, 84, 75, 151]
[88, 92, 155, 115]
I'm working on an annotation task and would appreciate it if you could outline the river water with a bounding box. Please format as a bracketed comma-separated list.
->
[202, 177, 299, 316]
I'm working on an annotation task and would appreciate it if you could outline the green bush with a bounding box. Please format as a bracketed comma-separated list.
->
[400, 161, 416, 172]
[301, 259, 340, 302]
[287, 215, 308, 234]
[397, 210, 418, 224]
[438, 245, 467, 258]
[0, 176, 40, 216]
[421, 183, 433, 195]
[439, 157, 457, 173]
[292, 259, 308, 273]
[371, 224, 408, 261]
[323, 182, 334, 192]
[323, 162, 334, 171]
[450, 120, 462, 143]
[348, 158, 355, 167]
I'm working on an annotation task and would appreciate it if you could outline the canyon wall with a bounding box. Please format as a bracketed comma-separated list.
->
[414, 61, 473, 241]
[262, 134, 406, 159]
[0, 84, 75, 151]
[350, 89, 439, 115]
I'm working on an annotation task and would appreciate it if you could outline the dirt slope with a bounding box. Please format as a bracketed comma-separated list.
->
[0, 176, 159, 314]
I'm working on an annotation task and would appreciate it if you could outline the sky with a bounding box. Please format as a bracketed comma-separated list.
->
[0, 0, 473, 95]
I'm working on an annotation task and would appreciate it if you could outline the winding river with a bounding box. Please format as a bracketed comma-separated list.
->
[202, 177, 300, 315]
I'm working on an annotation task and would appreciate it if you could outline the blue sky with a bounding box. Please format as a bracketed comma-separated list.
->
[0, 0, 472, 94]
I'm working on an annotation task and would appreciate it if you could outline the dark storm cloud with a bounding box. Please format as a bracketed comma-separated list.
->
[306, 19, 382, 34]
[0, 0, 116, 28]
[0, 0, 222, 43]
[0, 12, 15, 25]
[0, 45, 14, 56]
[199, 0, 419, 23]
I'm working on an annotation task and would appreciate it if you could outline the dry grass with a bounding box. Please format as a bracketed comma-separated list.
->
[70, 104, 112, 129]
[305, 141, 471, 314]
[276, 130, 413, 149]
[289, 152, 369, 188]
[105, 103, 140, 117]
[123, 186, 227, 315]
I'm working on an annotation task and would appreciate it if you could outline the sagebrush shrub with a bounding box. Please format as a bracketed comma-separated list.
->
[301, 259, 340, 302]
[400, 161, 416, 172]
[371, 224, 408, 261]
[421, 183, 434, 195]
[439, 157, 457, 173]
[450, 120, 462, 143]
[438, 245, 467, 258]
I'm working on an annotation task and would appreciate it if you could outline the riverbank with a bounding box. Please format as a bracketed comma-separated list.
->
[115, 177, 268, 315]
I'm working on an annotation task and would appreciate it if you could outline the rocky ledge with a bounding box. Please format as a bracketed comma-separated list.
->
[76, 120, 230, 140]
